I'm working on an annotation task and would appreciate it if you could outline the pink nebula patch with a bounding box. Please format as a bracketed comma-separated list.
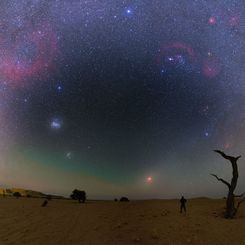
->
[202, 57, 221, 79]
[228, 15, 240, 27]
[208, 16, 217, 25]
[0, 23, 57, 86]
[157, 41, 196, 64]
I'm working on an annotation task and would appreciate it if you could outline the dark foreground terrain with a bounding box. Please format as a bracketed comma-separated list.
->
[0, 197, 244, 244]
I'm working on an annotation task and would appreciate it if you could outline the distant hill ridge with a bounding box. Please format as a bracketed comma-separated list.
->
[0, 188, 63, 199]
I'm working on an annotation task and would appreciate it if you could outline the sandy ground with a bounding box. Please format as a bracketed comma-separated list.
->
[0, 197, 244, 245]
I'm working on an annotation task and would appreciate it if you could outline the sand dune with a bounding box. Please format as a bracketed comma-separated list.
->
[0, 188, 63, 199]
[0, 197, 244, 244]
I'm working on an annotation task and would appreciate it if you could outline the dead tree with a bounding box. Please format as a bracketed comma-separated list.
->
[211, 150, 245, 218]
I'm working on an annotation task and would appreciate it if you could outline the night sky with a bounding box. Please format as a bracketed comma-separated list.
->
[1, 0, 245, 199]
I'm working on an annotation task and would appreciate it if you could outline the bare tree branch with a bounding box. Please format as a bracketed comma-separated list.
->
[212, 150, 242, 218]
[234, 193, 245, 198]
[210, 174, 231, 189]
[236, 156, 242, 160]
[214, 150, 241, 162]
[236, 198, 245, 211]
[214, 150, 230, 159]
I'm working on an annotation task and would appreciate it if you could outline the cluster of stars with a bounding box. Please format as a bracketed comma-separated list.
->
[50, 118, 63, 130]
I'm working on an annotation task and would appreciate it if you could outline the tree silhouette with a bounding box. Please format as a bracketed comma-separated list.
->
[120, 197, 129, 202]
[70, 189, 86, 203]
[13, 192, 21, 198]
[211, 150, 245, 218]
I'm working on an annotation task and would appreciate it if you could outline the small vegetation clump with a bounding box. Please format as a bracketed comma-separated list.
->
[13, 192, 21, 198]
[70, 189, 86, 203]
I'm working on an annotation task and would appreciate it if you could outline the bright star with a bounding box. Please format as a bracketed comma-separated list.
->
[126, 8, 133, 15]
[57, 85, 63, 92]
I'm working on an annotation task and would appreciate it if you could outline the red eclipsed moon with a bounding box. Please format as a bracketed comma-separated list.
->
[146, 176, 153, 183]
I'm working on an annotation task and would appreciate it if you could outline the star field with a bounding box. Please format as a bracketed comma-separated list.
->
[0, 0, 245, 199]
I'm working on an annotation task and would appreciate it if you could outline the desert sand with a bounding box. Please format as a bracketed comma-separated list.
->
[0, 197, 244, 245]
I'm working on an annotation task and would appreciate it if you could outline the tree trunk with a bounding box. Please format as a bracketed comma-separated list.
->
[226, 189, 235, 218]
[212, 150, 241, 219]
[225, 160, 239, 218]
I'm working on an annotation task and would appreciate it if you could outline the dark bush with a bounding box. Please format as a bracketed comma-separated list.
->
[114, 198, 118, 202]
[13, 192, 21, 198]
[70, 189, 86, 203]
[46, 195, 52, 201]
[120, 197, 129, 202]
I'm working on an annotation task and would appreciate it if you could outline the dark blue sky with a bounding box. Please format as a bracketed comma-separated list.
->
[0, 0, 245, 198]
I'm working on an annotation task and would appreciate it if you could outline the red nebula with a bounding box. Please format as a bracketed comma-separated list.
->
[169, 42, 195, 57]
[208, 16, 217, 25]
[202, 56, 221, 79]
[157, 41, 196, 64]
[0, 23, 57, 86]
[229, 16, 240, 27]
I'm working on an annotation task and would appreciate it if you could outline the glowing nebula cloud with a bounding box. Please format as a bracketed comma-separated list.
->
[50, 118, 63, 130]
[158, 42, 197, 75]
[158, 41, 224, 79]
[229, 16, 240, 27]
[208, 16, 217, 25]
[202, 56, 221, 79]
[0, 22, 57, 86]
[158, 42, 195, 61]
[66, 152, 72, 160]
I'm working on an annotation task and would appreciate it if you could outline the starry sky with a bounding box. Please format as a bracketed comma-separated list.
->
[1, 0, 245, 199]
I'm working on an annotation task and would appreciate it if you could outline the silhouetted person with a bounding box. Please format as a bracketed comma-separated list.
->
[42, 200, 48, 207]
[180, 196, 187, 213]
